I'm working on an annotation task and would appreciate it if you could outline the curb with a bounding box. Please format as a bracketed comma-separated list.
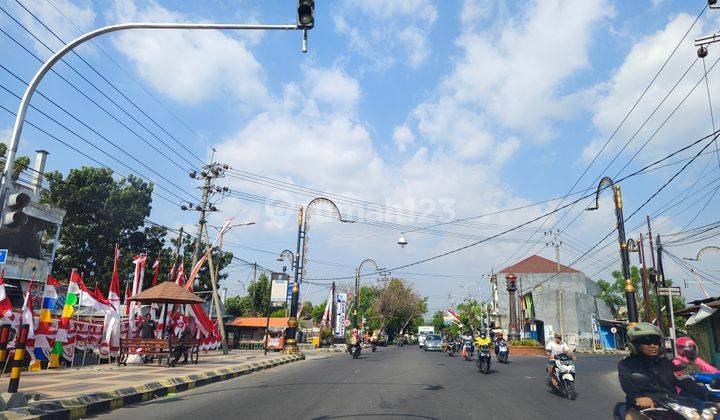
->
[0, 354, 304, 420]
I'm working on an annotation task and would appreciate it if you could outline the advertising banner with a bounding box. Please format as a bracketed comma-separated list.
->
[270, 272, 290, 308]
[334, 293, 347, 338]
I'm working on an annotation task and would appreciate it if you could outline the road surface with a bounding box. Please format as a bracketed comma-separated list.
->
[96, 346, 624, 419]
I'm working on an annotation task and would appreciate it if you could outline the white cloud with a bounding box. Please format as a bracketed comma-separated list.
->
[9, 0, 95, 57]
[304, 66, 360, 111]
[393, 125, 415, 153]
[333, 0, 437, 70]
[109, 0, 268, 106]
[584, 12, 720, 167]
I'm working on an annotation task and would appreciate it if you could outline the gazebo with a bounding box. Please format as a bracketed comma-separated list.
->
[127, 281, 204, 339]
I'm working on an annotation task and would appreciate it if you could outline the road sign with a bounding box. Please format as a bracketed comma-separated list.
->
[657, 287, 681, 296]
[0, 249, 7, 264]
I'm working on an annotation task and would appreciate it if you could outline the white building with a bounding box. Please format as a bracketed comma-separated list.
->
[494, 255, 614, 349]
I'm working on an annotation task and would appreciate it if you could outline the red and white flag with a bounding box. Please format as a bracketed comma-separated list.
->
[0, 270, 14, 324]
[151, 258, 160, 287]
[100, 247, 122, 357]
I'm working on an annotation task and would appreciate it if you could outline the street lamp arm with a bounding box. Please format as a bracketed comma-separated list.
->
[1, 21, 302, 216]
[358, 258, 381, 274]
[306, 197, 351, 223]
[684, 246, 720, 261]
[586, 176, 615, 211]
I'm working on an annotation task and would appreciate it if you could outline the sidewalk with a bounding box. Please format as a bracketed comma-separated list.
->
[0, 350, 304, 419]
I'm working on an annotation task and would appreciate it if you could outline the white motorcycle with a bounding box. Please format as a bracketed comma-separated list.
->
[549, 352, 577, 400]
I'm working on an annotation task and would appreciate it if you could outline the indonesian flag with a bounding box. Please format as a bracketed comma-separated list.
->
[175, 264, 186, 287]
[151, 258, 160, 287]
[321, 290, 332, 328]
[445, 308, 461, 325]
[128, 255, 146, 337]
[0, 270, 14, 324]
[77, 277, 110, 312]
[22, 278, 39, 370]
[100, 247, 121, 357]
[108, 246, 121, 311]
[123, 283, 131, 316]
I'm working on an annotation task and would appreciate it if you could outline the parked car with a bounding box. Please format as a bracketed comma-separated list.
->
[424, 334, 442, 351]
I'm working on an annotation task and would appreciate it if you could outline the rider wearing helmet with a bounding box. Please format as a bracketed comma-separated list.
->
[673, 336, 720, 375]
[474, 331, 491, 348]
[618, 323, 719, 419]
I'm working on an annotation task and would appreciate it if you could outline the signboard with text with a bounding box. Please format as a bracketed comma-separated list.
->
[334, 293, 347, 338]
[270, 272, 290, 308]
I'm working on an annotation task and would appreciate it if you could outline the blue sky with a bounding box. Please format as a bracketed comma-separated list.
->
[2, 0, 720, 313]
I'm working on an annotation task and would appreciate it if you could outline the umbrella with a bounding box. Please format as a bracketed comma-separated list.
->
[127, 282, 204, 338]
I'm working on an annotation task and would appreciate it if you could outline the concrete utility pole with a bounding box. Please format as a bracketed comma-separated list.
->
[647, 215, 663, 330]
[545, 230, 564, 336]
[251, 262, 258, 317]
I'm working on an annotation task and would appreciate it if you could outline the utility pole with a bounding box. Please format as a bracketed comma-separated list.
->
[656, 235, 673, 348]
[182, 155, 231, 354]
[545, 230, 563, 336]
[638, 234, 652, 322]
[251, 262, 258, 317]
[170, 226, 184, 281]
[647, 216, 663, 330]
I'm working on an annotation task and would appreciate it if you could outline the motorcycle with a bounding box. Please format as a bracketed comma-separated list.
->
[692, 372, 720, 399]
[461, 339, 474, 360]
[497, 341, 509, 364]
[613, 373, 719, 419]
[371, 342, 377, 352]
[548, 352, 577, 400]
[397, 337, 405, 347]
[446, 340, 457, 357]
[350, 345, 361, 359]
[477, 345, 491, 374]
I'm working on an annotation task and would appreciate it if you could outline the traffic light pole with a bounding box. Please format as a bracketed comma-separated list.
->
[0, 20, 309, 223]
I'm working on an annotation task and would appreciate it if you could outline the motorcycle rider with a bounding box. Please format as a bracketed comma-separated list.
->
[546, 332, 574, 388]
[672, 336, 720, 375]
[618, 322, 720, 419]
[349, 328, 361, 354]
[475, 331, 491, 348]
[493, 333, 507, 357]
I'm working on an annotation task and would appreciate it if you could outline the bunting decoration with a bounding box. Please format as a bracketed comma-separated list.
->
[40, 276, 59, 323]
[50, 269, 80, 367]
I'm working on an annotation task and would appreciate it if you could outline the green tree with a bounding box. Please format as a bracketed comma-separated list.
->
[240, 274, 271, 316]
[311, 301, 326, 324]
[596, 265, 685, 331]
[431, 310, 446, 333]
[371, 278, 427, 337]
[41, 168, 154, 286]
[225, 295, 243, 317]
[300, 301, 314, 320]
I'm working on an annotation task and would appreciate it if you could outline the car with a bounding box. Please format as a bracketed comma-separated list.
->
[424, 334, 442, 351]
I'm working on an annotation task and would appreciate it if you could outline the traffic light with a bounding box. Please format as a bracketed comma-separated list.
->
[3, 192, 30, 228]
[297, 0, 314, 28]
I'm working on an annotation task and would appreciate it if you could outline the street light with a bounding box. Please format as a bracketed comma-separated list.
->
[397, 233, 408, 248]
[0, 19, 310, 223]
[354, 259, 381, 330]
[684, 246, 720, 261]
[284, 197, 352, 355]
[586, 176, 639, 323]
[277, 249, 295, 273]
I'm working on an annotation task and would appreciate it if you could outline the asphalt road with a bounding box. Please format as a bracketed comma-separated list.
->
[96, 346, 625, 419]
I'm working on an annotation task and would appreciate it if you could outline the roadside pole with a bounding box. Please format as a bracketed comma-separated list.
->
[264, 276, 273, 356]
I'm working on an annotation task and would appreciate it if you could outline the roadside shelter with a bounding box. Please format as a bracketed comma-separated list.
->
[225, 317, 289, 350]
[676, 297, 720, 366]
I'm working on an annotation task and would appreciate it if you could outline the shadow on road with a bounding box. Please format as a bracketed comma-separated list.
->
[312, 414, 440, 420]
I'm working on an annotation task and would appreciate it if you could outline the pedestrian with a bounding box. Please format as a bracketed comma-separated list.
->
[139, 313, 157, 339]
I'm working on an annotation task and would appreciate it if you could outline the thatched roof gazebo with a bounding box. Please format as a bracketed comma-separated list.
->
[128, 282, 204, 338]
